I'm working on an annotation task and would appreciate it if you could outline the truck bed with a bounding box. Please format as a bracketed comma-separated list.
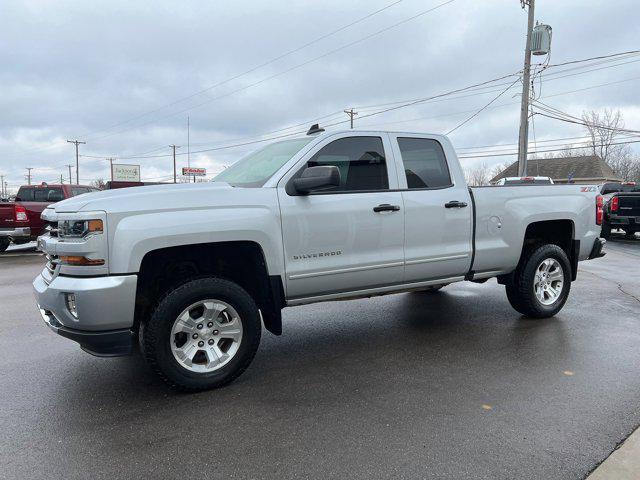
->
[469, 185, 600, 276]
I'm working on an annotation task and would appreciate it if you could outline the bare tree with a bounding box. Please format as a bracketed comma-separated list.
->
[488, 161, 512, 183]
[465, 163, 491, 186]
[582, 109, 638, 180]
[91, 178, 106, 189]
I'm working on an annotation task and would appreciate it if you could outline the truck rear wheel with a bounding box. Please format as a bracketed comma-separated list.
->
[505, 244, 571, 318]
[141, 277, 261, 391]
[0, 238, 10, 253]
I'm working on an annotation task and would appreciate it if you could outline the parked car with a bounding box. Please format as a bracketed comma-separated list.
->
[599, 182, 640, 238]
[494, 176, 554, 185]
[0, 183, 98, 252]
[34, 129, 605, 391]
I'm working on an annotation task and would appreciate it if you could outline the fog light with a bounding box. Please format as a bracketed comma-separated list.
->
[65, 293, 78, 318]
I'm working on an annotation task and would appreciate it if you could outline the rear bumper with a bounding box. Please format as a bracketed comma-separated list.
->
[0, 226, 31, 238]
[38, 308, 134, 356]
[589, 237, 606, 260]
[607, 215, 639, 228]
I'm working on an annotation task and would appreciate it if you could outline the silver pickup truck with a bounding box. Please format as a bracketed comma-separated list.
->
[33, 128, 606, 390]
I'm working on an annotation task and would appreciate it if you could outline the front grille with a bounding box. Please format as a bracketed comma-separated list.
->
[45, 221, 58, 237]
[45, 254, 59, 276]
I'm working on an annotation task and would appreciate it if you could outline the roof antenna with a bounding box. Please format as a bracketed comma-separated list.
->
[307, 124, 325, 135]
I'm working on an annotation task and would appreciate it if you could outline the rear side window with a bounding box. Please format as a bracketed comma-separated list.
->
[397, 138, 452, 189]
[33, 188, 64, 202]
[306, 136, 388, 192]
[15, 187, 35, 201]
[71, 187, 90, 196]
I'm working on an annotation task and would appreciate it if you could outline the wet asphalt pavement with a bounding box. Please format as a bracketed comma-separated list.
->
[0, 235, 639, 480]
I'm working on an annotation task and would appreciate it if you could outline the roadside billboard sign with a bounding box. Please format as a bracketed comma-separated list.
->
[182, 167, 206, 177]
[112, 164, 141, 182]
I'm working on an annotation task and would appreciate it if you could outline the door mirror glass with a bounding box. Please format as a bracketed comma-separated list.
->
[293, 166, 340, 194]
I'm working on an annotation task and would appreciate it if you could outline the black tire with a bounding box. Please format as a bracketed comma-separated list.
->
[0, 237, 10, 253]
[141, 277, 261, 392]
[505, 244, 572, 318]
[601, 223, 611, 239]
[624, 230, 636, 238]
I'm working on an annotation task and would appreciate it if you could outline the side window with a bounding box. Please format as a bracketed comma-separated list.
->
[15, 187, 34, 201]
[33, 188, 64, 202]
[71, 187, 90, 196]
[306, 136, 388, 192]
[397, 138, 452, 189]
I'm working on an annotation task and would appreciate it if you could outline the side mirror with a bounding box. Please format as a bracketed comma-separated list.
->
[293, 166, 340, 194]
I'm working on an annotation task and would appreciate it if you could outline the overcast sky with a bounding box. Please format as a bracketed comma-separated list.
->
[1, 0, 638, 190]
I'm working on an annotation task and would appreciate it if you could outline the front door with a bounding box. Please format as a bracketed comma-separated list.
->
[278, 133, 405, 300]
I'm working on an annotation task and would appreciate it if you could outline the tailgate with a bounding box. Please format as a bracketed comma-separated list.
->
[618, 194, 640, 216]
[0, 203, 15, 228]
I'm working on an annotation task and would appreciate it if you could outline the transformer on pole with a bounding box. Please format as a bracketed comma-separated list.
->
[517, 0, 551, 177]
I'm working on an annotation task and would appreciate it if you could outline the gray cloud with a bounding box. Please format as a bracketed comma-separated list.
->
[1, 0, 638, 189]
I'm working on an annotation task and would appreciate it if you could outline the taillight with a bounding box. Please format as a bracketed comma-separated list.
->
[596, 195, 603, 225]
[611, 196, 619, 212]
[14, 205, 28, 222]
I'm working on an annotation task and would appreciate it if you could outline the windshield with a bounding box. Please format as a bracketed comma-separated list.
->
[214, 137, 313, 187]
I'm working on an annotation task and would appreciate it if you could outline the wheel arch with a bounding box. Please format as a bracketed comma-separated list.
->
[499, 219, 578, 284]
[134, 241, 285, 336]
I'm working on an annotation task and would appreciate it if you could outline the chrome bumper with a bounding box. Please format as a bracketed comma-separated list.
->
[0, 226, 30, 238]
[33, 270, 137, 331]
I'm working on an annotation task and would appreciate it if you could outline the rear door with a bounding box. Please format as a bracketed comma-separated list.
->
[389, 134, 473, 283]
[278, 133, 405, 300]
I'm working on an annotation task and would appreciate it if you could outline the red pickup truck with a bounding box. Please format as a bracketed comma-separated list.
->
[0, 183, 98, 252]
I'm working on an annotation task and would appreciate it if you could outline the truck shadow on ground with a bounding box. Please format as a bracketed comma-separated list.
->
[47, 285, 570, 426]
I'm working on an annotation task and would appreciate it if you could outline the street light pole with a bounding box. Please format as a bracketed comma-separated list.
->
[67, 139, 86, 184]
[517, 0, 535, 177]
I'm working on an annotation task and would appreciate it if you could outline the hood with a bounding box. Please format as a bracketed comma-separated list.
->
[51, 182, 270, 214]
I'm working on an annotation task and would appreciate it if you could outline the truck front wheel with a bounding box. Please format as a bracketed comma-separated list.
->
[505, 244, 571, 318]
[141, 277, 261, 391]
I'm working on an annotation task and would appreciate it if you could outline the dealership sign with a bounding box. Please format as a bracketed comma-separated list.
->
[112, 164, 141, 182]
[182, 167, 207, 176]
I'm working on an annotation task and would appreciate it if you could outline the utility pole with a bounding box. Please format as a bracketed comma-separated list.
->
[169, 145, 181, 183]
[344, 108, 358, 129]
[517, 0, 535, 177]
[0, 175, 4, 197]
[26, 167, 33, 185]
[67, 139, 86, 184]
[60, 174, 64, 184]
[106, 157, 116, 181]
[65, 165, 73, 185]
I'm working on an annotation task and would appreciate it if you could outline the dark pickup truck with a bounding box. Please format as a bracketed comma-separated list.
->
[600, 182, 640, 238]
[0, 183, 98, 252]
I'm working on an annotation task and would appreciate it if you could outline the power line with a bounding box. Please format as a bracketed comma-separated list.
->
[458, 138, 640, 159]
[445, 77, 521, 135]
[75, 0, 405, 141]
[80, 0, 457, 143]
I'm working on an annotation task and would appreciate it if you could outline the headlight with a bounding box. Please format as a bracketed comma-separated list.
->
[58, 219, 103, 238]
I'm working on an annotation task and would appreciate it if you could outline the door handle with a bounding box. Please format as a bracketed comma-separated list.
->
[373, 204, 401, 213]
[444, 200, 468, 208]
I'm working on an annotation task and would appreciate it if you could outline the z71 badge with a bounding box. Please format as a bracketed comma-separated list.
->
[293, 250, 342, 260]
